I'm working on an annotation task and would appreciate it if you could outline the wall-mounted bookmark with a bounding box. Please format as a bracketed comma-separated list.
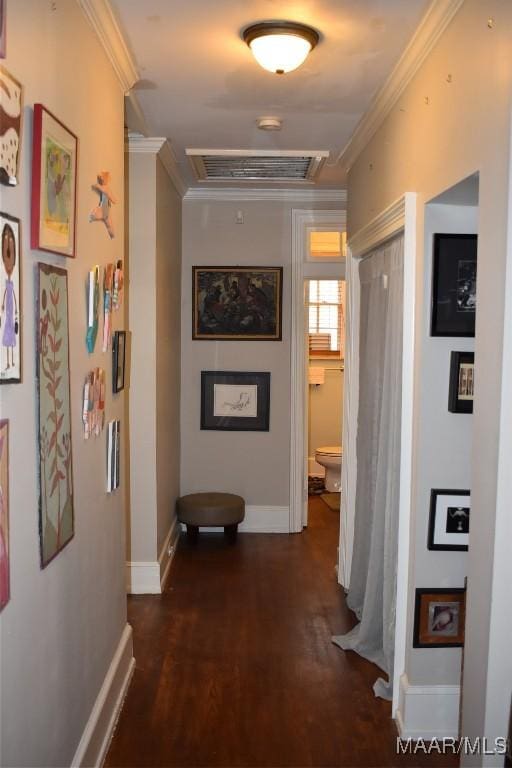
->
[113, 260, 123, 311]
[86, 266, 100, 353]
[82, 368, 105, 439]
[106, 419, 120, 492]
[103, 263, 114, 352]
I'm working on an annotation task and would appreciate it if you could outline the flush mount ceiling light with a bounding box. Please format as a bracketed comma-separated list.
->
[242, 21, 319, 75]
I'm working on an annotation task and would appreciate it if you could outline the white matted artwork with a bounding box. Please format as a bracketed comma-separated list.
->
[213, 384, 258, 418]
[428, 489, 470, 551]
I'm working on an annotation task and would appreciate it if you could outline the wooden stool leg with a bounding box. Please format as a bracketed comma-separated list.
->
[224, 524, 238, 543]
[186, 524, 199, 543]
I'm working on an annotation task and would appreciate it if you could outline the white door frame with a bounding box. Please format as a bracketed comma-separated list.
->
[343, 194, 417, 715]
[290, 209, 347, 533]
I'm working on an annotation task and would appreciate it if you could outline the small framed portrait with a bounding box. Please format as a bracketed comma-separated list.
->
[201, 371, 270, 431]
[112, 331, 126, 393]
[0, 212, 21, 384]
[413, 588, 466, 648]
[431, 233, 477, 337]
[192, 266, 283, 341]
[448, 351, 474, 413]
[428, 489, 470, 551]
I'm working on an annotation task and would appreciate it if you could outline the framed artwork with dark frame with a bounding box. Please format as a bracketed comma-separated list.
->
[112, 331, 126, 393]
[413, 588, 466, 648]
[428, 489, 470, 551]
[448, 351, 474, 413]
[192, 266, 283, 341]
[31, 104, 78, 258]
[201, 371, 270, 431]
[431, 233, 477, 337]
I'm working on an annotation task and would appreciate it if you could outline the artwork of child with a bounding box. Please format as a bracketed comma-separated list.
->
[89, 171, 117, 238]
[1, 220, 18, 376]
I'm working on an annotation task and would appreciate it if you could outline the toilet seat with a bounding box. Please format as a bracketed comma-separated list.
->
[316, 445, 342, 457]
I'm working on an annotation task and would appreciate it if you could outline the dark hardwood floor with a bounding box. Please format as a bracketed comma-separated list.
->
[105, 497, 457, 768]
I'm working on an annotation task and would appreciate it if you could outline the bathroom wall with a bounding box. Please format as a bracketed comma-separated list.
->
[308, 360, 344, 474]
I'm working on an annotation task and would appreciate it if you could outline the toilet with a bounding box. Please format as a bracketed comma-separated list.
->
[315, 446, 342, 492]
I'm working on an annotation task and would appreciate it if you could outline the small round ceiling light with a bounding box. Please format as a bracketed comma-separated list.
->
[257, 116, 282, 131]
[243, 21, 319, 75]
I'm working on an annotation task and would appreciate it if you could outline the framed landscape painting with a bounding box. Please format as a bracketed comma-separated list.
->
[31, 104, 78, 258]
[0, 419, 9, 611]
[201, 371, 270, 431]
[37, 263, 74, 567]
[192, 266, 283, 340]
[0, 212, 21, 383]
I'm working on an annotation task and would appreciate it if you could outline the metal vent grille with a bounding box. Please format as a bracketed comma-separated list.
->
[186, 149, 329, 183]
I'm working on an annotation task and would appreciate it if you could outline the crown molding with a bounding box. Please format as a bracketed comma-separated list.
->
[77, 0, 138, 93]
[340, 0, 465, 172]
[126, 136, 187, 198]
[183, 188, 347, 204]
[348, 195, 408, 257]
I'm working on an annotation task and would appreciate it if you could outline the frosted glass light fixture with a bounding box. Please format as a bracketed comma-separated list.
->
[243, 22, 319, 75]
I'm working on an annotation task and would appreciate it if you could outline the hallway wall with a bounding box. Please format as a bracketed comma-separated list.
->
[180, 199, 340, 517]
[0, 2, 129, 765]
[346, 0, 512, 749]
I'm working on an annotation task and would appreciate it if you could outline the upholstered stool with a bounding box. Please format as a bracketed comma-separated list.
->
[176, 492, 245, 543]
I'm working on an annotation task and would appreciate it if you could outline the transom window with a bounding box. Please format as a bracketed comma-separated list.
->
[308, 279, 345, 358]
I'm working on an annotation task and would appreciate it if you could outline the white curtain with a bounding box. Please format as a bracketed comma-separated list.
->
[332, 234, 404, 700]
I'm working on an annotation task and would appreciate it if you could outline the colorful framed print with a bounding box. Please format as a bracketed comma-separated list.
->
[192, 266, 283, 340]
[0, 66, 22, 186]
[37, 263, 74, 567]
[0, 213, 21, 383]
[413, 588, 466, 648]
[448, 351, 474, 413]
[31, 104, 78, 258]
[0, 1, 6, 59]
[427, 489, 470, 551]
[201, 371, 270, 431]
[112, 330, 126, 393]
[431, 233, 477, 337]
[0, 419, 10, 611]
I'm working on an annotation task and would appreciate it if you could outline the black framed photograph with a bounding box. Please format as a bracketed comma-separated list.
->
[112, 331, 126, 393]
[428, 489, 470, 551]
[431, 233, 477, 337]
[192, 266, 283, 341]
[448, 351, 474, 413]
[413, 588, 466, 648]
[201, 371, 270, 431]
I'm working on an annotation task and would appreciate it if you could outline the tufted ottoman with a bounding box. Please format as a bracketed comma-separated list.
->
[176, 492, 245, 543]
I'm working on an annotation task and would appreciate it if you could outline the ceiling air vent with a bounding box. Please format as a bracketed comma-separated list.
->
[186, 149, 329, 183]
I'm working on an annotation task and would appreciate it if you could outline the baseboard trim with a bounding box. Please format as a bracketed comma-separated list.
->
[71, 623, 135, 768]
[395, 673, 460, 739]
[180, 505, 290, 534]
[159, 516, 180, 590]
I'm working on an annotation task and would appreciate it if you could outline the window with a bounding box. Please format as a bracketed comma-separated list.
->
[308, 280, 345, 358]
[308, 230, 347, 260]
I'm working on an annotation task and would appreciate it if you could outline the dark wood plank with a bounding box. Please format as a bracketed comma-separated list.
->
[105, 497, 458, 767]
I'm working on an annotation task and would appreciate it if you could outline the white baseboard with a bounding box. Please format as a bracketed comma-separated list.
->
[71, 623, 135, 768]
[395, 673, 460, 739]
[308, 457, 325, 477]
[180, 505, 290, 534]
[126, 517, 180, 594]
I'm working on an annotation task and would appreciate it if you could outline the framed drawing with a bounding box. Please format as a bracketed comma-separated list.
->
[0, 419, 9, 611]
[0, 1, 6, 59]
[201, 371, 270, 431]
[413, 588, 466, 648]
[431, 233, 477, 337]
[0, 213, 21, 383]
[31, 104, 78, 258]
[112, 330, 126, 393]
[0, 66, 22, 186]
[37, 263, 74, 567]
[448, 351, 474, 413]
[427, 489, 470, 551]
[192, 266, 283, 340]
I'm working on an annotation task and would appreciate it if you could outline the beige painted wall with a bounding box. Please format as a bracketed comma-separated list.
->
[180, 200, 338, 508]
[128, 151, 181, 564]
[308, 360, 343, 461]
[346, 0, 512, 749]
[0, 2, 127, 765]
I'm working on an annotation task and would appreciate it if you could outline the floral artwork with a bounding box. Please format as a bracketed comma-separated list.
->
[0, 419, 10, 611]
[31, 105, 77, 258]
[0, 66, 22, 186]
[89, 171, 116, 239]
[0, 212, 20, 383]
[37, 263, 74, 567]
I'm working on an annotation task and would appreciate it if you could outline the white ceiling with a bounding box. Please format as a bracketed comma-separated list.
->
[111, 0, 431, 189]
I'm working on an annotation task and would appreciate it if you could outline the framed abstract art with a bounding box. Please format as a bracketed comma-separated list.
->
[31, 104, 78, 258]
[0, 66, 22, 186]
[431, 233, 477, 337]
[413, 588, 466, 648]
